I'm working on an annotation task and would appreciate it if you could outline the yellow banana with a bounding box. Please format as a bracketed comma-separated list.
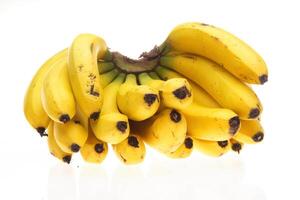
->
[47, 121, 72, 163]
[80, 127, 108, 164]
[230, 139, 243, 153]
[138, 72, 193, 110]
[54, 120, 88, 153]
[68, 34, 107, 120]
[163, 22, 268, 84]
[131, 108, 187, 153]
[112, 134, 146, 165]
[166, 136, 193, 159]
[117, 74, 160, 121]
[41, 56, 76, 123]
[233, 120, 264, 144]
[90, 73, 130, 144]
[99, 68, 119, 87]
[98, 61, 115, 74]
[193, 138, 230, 157]
[160, 54, 262, 119]
[24, 49, 67, 136]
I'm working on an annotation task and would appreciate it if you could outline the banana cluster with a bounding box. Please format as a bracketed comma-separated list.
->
[24, 22, 267, 165]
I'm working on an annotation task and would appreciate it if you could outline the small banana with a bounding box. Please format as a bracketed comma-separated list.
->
[163, 22, 268, 84]
[166, 136, 193, 159]
[112, 134, 146, 164]
[117, 74, 160, 121]
[99, 68, 119, 87]
[47, 121, 72, 163]
[98, 61, 115, 74]
[24, 49, 67, 136]
[230, 139, 243, 153]
[233, 120, 264, 144]
[90, 73, 129, 144]
[193, 138, 230, 157]
[68, 34, 107, 120]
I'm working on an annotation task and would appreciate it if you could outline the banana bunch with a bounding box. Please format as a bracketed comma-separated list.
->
[24, 22, 267, 165]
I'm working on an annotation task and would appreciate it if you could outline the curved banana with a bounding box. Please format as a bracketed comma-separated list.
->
[166, 136, 193, 159]
[68, 34, 107, 120]
[41, 56, 76, 123]
[24, 49, 67, 136]
[155, 65, 220, 108]
[90, 73, 130, 144]
[112, 134, 146, 164]
[117, 74, 160, 121]
[99, 68, 119, 87]
[230, 139, 243, 153]
[160, 54, 262, 119]
[131, 108, 187, 153]
[138, 72, 193, 110]
[47, 121, 72, 163]
[193, 138, 230, 157]
[163, 22, 268, 84]
[233, 120, 264, 144]
[80, 128, 108, 164]
[54, 120, 88, 153]
[98, 61, 115, 74]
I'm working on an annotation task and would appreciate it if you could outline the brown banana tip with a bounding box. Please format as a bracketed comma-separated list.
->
[218, 140, 228, 148]
[173, 86, 191, 100]
[259, 74, 268, 84]
[184, 137, 193, 149]
[232, 143, 242, 153]
[249, 108, 260, 119]
[128, 136, 139, 148]
[62, 155, 72, 164]
[144, 93, 158, 106]
[70, 143, 80, 152]
[229, 116, 240, 135]
[36, 127, 47, 137]
[59, 114, 70, 123]
[94, 143, 104, 153]
[170, 109, 181, 123]
[116, 121, 128, 133]
[252, 132, 264, 142]
[90, 112, 100, 121]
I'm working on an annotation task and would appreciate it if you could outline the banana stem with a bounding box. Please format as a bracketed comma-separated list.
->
[124, 74, 137, 85]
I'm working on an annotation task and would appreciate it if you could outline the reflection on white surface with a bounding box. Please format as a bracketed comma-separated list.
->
[46, 156, 266, 200]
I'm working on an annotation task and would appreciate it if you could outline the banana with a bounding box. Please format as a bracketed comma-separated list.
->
[90, 73, 130, 144]
[163, 22, 268, 84]
[41, 56, 76, 123]
[68, 34, 107, 120]
[166, 136, 193, 159]
[24, 49, 67, 136]
[131, 108, 187, 153]
[233, 120, 264, 144]
[117, 74, 160, 121]
[230, 139, 243, 153]
[112, 134, 146, 164]
[160, 54, 262, 119]
[193, 138, 230, 157]
[54, 120, 88, 154]
[138, 72, 193, 110]
[47, 121, 72, 163]
[80, 127, 108, 164]
[98, 61, 115, 74]
[99, 68, 119, 87]
[155, 65, 220, 108]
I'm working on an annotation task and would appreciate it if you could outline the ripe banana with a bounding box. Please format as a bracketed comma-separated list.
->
[193, 138, 230, 157]
[41, 56, 76, 123]
[99, 68, 119, 87]
[233, 120, 264, 144]
[230, 139, 243, 153]
[166, 136, 193, 159]
[80, 128, 108, 164]
[117, 74, 160, 121]
[138, 72, 193, 110]
[112, 134, 146, 164]
[68, 34, 107, 120]
[98, 61, 115, 74]
[182, 103, 240, 141]
[163, 22, 268, 84]
[24, 49, 67, 136]
[54, 120, 88, 153]
[47, 121, 72, 163]
[160, 54, 262, 119]
[131, 108, 187, 153]
[90, 73, 130, 144]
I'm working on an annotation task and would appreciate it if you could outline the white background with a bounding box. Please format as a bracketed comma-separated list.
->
[0, 0, 299, 199]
